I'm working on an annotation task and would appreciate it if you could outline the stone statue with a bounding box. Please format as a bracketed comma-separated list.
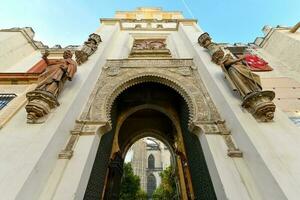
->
[37, 50, 77, 97]
[198, 32, 276, 121]
[75, 33, 101, 65]
[25, 50, 77, 123]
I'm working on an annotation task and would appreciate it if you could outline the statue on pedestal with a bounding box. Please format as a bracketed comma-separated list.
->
[75, 33, 101, 65]
[25, 50, 77, 123]
[198, 32, 276, 121]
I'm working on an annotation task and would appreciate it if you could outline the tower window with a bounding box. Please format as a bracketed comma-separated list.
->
[135, 24, 142, 29]
[147, 173, 156, 196]
[148, 154, 155, 169]
[0, 93, 17, 110]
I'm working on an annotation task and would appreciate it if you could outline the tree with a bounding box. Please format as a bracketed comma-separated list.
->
[120, 162, 147, 200]
[152, 166, 177, 200]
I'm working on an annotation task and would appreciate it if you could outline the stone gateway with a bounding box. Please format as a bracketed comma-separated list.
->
[0, 7, 300, 200]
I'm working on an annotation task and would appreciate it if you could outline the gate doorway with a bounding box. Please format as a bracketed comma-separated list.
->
[83, 82, 217, 200]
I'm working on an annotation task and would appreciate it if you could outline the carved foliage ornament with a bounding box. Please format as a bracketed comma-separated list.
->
[75, 33, 102, 65]
[198, 32, 276, 122]
[72, 59, 241, 157]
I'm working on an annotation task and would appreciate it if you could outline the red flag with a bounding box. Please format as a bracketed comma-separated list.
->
[243, 54, 273, 71]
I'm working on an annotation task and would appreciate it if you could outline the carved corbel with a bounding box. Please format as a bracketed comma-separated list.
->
[75, 33, 102, 65]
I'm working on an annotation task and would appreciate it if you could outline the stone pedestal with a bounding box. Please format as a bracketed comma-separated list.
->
[25, 90, 59, 123]
[242, 91, 276, 122]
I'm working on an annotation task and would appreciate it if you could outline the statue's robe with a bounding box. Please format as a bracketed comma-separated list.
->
[222, 61, 262, 98]
[36, 58, 77, 97]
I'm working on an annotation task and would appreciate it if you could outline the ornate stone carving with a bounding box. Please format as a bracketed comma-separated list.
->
[223, 135, 243, 157]
[26, 90, 59, 123]
[25, 50, 77, 123]
[129, 39, 171, 57]
[75, 33, 101, 65]
[74, 58, 241, 157]
[198, 32, 276, 122]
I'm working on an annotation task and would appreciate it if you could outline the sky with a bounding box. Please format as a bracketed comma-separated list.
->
[0, 0, 299, 47]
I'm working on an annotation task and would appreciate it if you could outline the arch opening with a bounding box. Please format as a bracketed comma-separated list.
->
[123, 136, 178, 199]
[84, 81, 216, 200]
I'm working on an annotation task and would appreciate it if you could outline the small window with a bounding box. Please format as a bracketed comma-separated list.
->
[147, 173, 156, 196]
[289, 117, 300, 127]
[157, 24, 163, 29]
[0, 93, 17, 110]
[135, 24, 142, 29]
[148, 154, 155, 169]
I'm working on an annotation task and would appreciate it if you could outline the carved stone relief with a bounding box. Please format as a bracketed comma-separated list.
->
[61, 58, 242, 158]
[129, 39, 171, 57]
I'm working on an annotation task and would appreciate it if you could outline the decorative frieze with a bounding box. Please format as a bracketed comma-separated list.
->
[129, 39, 171, 57]
[104, 58, 194, 69]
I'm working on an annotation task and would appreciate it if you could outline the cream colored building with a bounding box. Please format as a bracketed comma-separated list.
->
[130, 138, 171, 195]
[0, 7, 300, 200]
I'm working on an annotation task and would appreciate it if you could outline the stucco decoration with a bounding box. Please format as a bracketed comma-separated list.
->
[25, 50, 77, 123]
[75, 33, 102, 65]
[198, 32, 276, 122]
[70, 58, 242, 157]
[129, 39, 171, 57]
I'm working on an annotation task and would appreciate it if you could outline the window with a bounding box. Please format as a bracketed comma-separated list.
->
[148, 154, 155, 169]
[156, 24, 163, 28]
[134, 24, 142, 29]
[289, 117, 300, 127]
[147, 173, 156, 196]
[0, 94, 17, 110]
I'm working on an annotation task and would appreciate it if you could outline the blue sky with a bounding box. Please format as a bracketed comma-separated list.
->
[0, 0, 299, 47]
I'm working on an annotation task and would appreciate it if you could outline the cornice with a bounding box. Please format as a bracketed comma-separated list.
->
[0, 28, 40, 50]
[100, 18, 197, 31]
[0, 73, 39, 84]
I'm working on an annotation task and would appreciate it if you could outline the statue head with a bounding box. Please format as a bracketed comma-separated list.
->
[63, 50, 73, 59]
[198, 32, 212, 48]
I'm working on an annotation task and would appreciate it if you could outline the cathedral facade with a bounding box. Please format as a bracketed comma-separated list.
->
[0, 7, 300, 200]
[130, 138, 171, 196]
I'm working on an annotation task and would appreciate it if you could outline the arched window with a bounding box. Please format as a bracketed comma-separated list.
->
[148, 154, 155, 169]
[147, 173, 156, 196]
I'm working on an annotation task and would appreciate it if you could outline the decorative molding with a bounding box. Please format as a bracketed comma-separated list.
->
[0, 73, 39, 84]
[100, 18, 197, 31]
[104, 58, 194, 68]
[59, 121, 110, 160]
[129, 38, 171, 58]
[75, 58, 241, 157]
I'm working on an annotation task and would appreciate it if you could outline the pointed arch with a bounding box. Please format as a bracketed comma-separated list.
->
[148, 154, 155, 169]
